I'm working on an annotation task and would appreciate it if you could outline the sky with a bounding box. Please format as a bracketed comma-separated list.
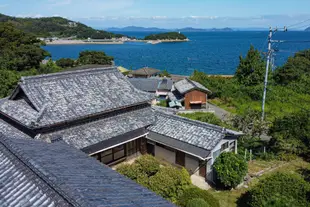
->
[1, 0, 310, 29]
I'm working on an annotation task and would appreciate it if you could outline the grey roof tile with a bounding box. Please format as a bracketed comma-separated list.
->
[148, 111, 240, 152]
[129, 78, 173, 93]
[1, 67, 153, 128]
[130, 67, 161, 76]
[39, 106, 156, 150]
[0, 134, 175, 207]
[174, 78, 211, 95]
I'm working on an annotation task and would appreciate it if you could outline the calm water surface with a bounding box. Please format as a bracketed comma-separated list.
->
[44, 31, 310, 75]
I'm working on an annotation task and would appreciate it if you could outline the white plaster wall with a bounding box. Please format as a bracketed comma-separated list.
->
[154, 145, 175, 164]
[185, 154, 200, 176]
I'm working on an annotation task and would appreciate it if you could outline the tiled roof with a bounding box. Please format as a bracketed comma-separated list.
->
[129, 78, 173, 92]
[0, 119, 31, 139]
[0, 67, 153, 128]
[39, 106, 155, 151]
[148, 111, 240, 153]
[0, 134, 175, 207]
[131, 67, 161, 76]
[168, 85, 184, 102]
[174, 78, 211, 95]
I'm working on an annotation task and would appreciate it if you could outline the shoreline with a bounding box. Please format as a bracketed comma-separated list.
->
[46, 40, 124, 45]
[45, 39, 189, 45]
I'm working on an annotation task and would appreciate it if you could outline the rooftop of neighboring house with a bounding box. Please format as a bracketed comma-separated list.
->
[0, 132, 174, 207]
[130, 67, 161, 76]
[147, 110, 242, 159]
[0, 67, 153, 129]
[128, 77, 173, 93]
[174, 78, 211, 95]
[168, 78, 211, 102]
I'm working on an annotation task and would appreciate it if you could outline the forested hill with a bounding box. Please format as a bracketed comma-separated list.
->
[305, 27, 310, 31]
[144, 32, 187, 40]
[0, 13, 125, 39]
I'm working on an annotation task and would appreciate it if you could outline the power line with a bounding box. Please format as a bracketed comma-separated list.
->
[287, 18, 310, 29]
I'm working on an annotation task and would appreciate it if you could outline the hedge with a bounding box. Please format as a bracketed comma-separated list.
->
[135, 154, 160, 177]
[242, 172, 310, 207]
[149, 167, 191, 203]
[177, 186, 219, 207]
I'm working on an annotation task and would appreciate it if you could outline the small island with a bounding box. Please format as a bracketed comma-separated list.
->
[143, 32, 189, 44]
[305, 27, 310, 32]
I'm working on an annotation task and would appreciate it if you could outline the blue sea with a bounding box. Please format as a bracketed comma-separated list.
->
[43, 31, 310, 75]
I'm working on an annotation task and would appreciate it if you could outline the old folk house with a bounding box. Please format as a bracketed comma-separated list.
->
[168, 78, 212, 109]
[0, 66, 242, 191]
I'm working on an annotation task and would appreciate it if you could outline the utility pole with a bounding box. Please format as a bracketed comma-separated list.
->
[261, 27, 273, 121]
[261, 26, 287, 121]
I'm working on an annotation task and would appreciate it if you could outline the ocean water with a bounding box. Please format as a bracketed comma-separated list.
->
[43, 31, 310, 75]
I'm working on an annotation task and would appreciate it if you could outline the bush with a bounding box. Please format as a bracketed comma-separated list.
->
[177, 186, 219, 207]
[261, 194, 300, 207]
[213, 152, 248, 189]
[186, 198, 209, 207]
[56, 58, 75, 68]
[135, 154, 161, 177]
[149, 167, 191, 203]
[242, 172, 310, 207]
[116, 163, 145, 181]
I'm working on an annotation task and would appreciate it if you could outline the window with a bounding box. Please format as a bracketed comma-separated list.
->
[127, 140, 137, 156]
[221, 142, 229, 152]
[97, 145, 126, 165]
[212, 149, 220, 160]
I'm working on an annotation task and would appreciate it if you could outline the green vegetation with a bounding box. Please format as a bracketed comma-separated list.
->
[213, 152, 248, 189]
[190, 47, 310, 122]
[117, 155, 191, 203]
[269, 111, 310, 156]
[186, 198, 209, 207]
[56, 58, 75, 68]
[0, 13, 126, 39]
[0, 22, 50, 71]
[77, 51, 114, 65]
[160, 69, 171, 77]
[0, 22, 115, 98]
[240, 172, 310, 207]
[178, 187, 219, 207]
[156, 100, 168, 107]
[144, 32, 187, 40]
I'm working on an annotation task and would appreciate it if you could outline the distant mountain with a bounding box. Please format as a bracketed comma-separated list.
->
[305, 27, 310, 31]
[106, 26, 234, 32]
[0, 13, 125, 39]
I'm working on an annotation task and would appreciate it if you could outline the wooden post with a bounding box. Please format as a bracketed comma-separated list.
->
[244, 149, 247, 160]
[250, 149, 252, 162]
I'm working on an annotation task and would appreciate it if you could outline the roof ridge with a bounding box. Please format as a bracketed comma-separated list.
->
[0, 134, 81, 207]
[155, 110, 225, 133]
[21, 66, 117, 82]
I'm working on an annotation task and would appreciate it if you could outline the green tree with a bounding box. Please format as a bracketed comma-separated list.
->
[0, 70, 20, 98]
[213, 152, 248, 188]
[235, 45, 266, 86]
[144, 32, 187, 40]
[160, 69, 171, 77]
[0, 22, 50, 71]
[77, 51, 114, 65]
[56, 58, 75, 68]
[269, 111, 310, 155]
